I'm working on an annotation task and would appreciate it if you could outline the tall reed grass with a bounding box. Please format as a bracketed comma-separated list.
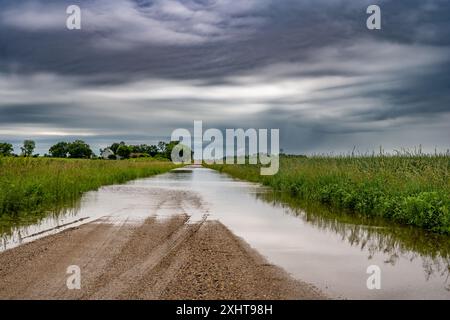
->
[209, 153, 450, 233]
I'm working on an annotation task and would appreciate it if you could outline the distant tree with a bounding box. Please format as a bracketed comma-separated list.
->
[148, 145, 159, 157]
[109, 143, 120, 154]
[130, 144, 158, 156]
[49, 142, 69, 158]
[67, 140, 93, 159]
[130, 144, 148, 154]
[21, 140, 35, 157]
[109, 141, 126, 154]
[130, 145, 141, 153]
[158, 141, 167, 154]
[0, 142, 13, 156]
[116, 145, 132, 159]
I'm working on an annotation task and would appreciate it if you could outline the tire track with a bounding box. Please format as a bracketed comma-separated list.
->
[86, 214, 207, 299]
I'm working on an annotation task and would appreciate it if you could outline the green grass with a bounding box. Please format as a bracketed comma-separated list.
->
[208, 154, 450, 233]
[0, 157, 178, 222]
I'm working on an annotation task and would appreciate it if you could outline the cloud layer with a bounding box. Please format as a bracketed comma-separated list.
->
[0, 0, 449, 154]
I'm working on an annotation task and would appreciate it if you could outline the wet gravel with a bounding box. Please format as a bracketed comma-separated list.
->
[0, 216, 324, 300]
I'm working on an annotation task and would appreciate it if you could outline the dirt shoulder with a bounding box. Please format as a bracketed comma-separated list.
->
[0, 216, 324, 300]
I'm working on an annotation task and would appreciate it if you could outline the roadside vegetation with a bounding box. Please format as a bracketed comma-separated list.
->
[0, 157, 177, 222]
[0, 139, 180, 160]
[208, 152, 450, 234]
[0, 139, 180, 224]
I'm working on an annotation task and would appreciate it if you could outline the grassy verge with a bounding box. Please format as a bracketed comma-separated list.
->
[0, 157, 178, 222]
[208, 154, 450, 233]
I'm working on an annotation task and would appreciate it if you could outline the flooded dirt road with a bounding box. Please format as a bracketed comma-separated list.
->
[1, 166, 449, 299]
[0, 167, 322, 300]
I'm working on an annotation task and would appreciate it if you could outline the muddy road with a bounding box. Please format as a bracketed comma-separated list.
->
[0, 175, 323, 300]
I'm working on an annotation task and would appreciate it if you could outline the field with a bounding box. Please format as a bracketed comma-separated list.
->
[0, 157, 177, 226]
[208, 154, 450, 233]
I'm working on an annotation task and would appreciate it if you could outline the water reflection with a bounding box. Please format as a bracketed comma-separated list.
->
[258, 191, 450, 292]
[0, 200, 84, 251]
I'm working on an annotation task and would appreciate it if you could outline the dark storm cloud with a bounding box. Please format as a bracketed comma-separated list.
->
[0, 104, 73, 124]
[0, 0, 449, 154]
[3, 0, 449, 79]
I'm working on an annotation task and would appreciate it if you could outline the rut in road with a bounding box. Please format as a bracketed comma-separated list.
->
[83, 214, 208, 299]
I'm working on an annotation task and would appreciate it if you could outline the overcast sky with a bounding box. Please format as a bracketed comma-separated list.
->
[1, 0, 449, 155]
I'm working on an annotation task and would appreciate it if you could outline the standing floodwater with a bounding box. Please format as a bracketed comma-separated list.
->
[1, 167, 449, 299]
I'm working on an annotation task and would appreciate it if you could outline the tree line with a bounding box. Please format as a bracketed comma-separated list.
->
[0, 140, 180, 160]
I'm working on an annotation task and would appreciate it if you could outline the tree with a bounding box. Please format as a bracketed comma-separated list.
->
[109, 141, 125, 154]
[158, 141, 167, 154]
[130, 145, 141, 153]
[148, 145, 159, 157]
[109, 143, 120, 154]
[116, 145, 132, 159]
[49, 142, 69, 158]
[129, 144, 158, 156]
[0, 142, 13, 156]
[67, 140, 93, 158]
[21, 140, 35, 157]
